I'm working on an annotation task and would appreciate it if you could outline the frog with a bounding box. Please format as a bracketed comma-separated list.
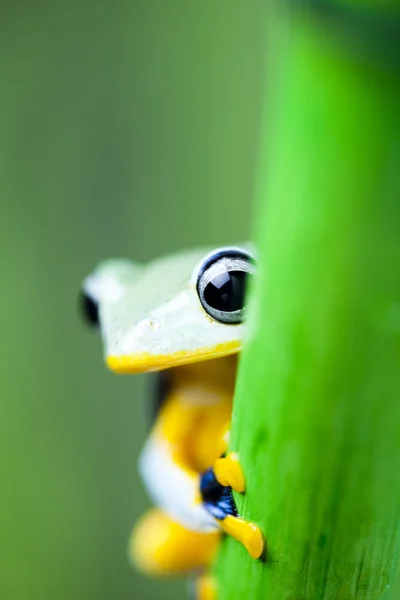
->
[80, 245, 265, 600]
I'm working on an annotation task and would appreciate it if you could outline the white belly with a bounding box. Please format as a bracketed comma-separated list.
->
[138, 436, 219, 533]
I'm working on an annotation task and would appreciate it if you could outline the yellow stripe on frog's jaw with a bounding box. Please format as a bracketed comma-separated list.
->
[106, 340, 241, 374]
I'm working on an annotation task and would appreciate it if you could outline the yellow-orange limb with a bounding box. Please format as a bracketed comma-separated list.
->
[220, 515, 265, 560]
[195, 573, 218, 600]
[129, 508, 221, 576]
[153, 356, 237, 475]
[213, 452, 245, 493]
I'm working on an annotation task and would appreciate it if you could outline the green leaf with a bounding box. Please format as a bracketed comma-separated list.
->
[216, 7, 400, 600]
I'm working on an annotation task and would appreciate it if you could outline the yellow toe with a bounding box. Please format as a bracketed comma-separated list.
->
[242, 521, 265, 560]
[196, 574, 217, 600]
[220, 515, 265, 560]
[213, 452, 245, 493]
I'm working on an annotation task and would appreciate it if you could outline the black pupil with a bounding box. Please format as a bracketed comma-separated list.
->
[80, 292, 99, 327]
[204, 270, 248, 313]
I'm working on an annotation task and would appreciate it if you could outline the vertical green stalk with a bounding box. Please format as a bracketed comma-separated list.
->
[216, 4, 400, 599]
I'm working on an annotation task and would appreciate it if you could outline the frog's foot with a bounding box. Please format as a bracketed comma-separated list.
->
[129, 508, 220, 575]
[220, 515, 264, 560]
[200, 466, 265, 560]
[192, 573, 217, 600]
[213, 452, 245, 493]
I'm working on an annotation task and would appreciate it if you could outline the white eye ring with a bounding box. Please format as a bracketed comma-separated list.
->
[196, 250, 255, 324]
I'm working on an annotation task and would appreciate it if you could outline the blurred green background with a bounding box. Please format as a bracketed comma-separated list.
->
[0, 2, 264, 599]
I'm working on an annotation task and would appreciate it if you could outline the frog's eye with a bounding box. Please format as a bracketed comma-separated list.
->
[80, 290, 99, 328]
[197, 250, 255, 324]
[79, 275, 100, 329]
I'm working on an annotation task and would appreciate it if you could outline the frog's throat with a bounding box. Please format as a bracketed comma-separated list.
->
[106, 340, 241, 374]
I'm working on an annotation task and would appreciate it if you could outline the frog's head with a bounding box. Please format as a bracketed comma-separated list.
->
[80, 245, 255, 374]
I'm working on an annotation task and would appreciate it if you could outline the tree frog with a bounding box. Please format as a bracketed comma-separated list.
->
[80, 245, 264, 600]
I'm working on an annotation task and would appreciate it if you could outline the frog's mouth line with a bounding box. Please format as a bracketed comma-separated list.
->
[106, 340, 241, 374]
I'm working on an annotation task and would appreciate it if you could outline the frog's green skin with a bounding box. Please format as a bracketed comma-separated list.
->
[82, 245, 264, 598]
[84, 245, 254, 374]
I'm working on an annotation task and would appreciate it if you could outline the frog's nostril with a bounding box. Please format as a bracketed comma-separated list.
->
[135, 318, 161, 333]
[147, 319, 160, 332]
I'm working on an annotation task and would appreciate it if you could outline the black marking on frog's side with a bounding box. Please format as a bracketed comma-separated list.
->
[200, 466, 238, 521]
[150, 372, 171, 428]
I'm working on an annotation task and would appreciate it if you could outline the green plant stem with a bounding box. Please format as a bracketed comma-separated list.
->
[216, 5, 400, 600]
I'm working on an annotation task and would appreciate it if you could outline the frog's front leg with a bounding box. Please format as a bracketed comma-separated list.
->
[200, 455, 265, 560]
